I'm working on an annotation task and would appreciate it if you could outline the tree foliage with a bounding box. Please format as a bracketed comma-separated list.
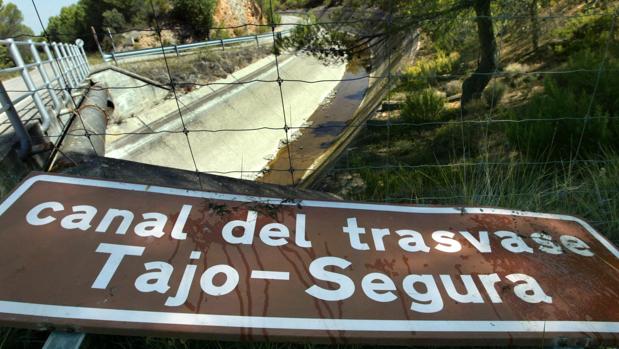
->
[285, 0, 559, 107]
[172, 0, 217, 40]
[0, 0, 34, 68]
[102, 8, 128, 32]
[0, 0, 33, 39]
[44, 0, 217, 50]
[255, 0, 282, 25]
[47, 4, 88, 45]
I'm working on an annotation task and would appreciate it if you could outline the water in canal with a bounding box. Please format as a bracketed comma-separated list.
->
[258, 61, 369, 185]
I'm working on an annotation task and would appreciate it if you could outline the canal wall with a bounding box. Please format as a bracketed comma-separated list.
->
[298, 29, 420, 188]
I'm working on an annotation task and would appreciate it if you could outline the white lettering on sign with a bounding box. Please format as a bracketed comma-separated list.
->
[1, 174, 617, 342]
[24, 200, 599, 312]
[305, 256, 355, 301]
[306, 257, 553, 313]
[395, 229, 430, 252]
[26, 201, 64, 225]
[561, 235, 594, 256]
[337, 216, 592, 256]
[92, 243, 145, 289]
[87, 244, 558, 312]
[25, 203, 312, 247]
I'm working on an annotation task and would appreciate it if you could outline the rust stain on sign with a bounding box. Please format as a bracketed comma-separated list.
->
[0, 173, 617, 346]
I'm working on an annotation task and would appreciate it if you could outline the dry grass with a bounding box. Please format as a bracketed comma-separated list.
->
[118, 45, 271, 87]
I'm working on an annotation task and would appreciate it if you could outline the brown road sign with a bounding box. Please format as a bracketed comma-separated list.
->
[0, 173, 617, 346]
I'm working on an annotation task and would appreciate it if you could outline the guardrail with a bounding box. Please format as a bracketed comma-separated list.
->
[102, 30, 290, 63]
[0, 39, 90, 131]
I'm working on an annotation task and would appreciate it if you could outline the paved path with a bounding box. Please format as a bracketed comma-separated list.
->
[0, 64, 58, 136]
[2, 64, 55, 101]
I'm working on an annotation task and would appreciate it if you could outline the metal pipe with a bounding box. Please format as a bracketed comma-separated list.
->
[66, 45, 80, 80]
[60, 43, 79, 86]
[6, 38, 52, 131]
[64, 44, 83, 81]
[43, 42, 72, 104]
[79, 45, 90, 72]
[0, 62, 41, 73]
[52, 42, 77, 88]
[76, 44, 89, 76]
[71, 45, 88, 79]
[57, 83, 108, 159]
[0, 81, 31, 159]
[28, 39, 61, 112]
[106, 28, 118, 65]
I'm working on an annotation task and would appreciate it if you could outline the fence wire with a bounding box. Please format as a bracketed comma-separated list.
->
[30, 0, 102, 162]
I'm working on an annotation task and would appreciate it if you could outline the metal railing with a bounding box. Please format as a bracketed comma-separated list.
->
[101, 30, 290, 63]
[0, 38, 90, 131]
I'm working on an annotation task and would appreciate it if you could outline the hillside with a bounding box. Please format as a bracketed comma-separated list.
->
[317, 1, 619, 244]
[213, 0, 267, 36]
[44, 0, 270, 53]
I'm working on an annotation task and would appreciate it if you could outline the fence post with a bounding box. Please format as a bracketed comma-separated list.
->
[62, 43, 81, 82]
[52, 42, 76, 88]
[91, 26, 106, 63]
[43, 42, 72, 105]
[220, 38, 225, 51]
[66, 45, 81, 80]
[71, 45, 88, 79]
[73, 45, 87, 78]
[0, 82, 31, 158]
[255, 34, 259, 47]
[68, 44, 85, 81]
[78, 45, 90, 72]
[28, 39, 61, 112]
[6, 38, 52, 131]
[58, 43, 79, 87]
[106, 27, 118, 65]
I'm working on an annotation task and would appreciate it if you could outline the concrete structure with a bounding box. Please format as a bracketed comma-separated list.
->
[103, 52, 347, 180]
[90, 66, 169, 124]
[60, 155, 339, 200]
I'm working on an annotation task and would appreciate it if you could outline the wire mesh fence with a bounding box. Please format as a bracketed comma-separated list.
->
[1, 0, 617, 242]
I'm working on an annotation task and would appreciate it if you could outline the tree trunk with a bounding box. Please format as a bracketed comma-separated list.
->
[461, 0, 497, 107]
[530, 0, 539, 51]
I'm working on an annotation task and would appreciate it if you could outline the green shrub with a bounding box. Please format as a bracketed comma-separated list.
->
[256, 0, 281, 25]
[552, 49, 619, 147]
[172, 0, 217, 40]
[557, 49, 619, 116]
[408, 51, 460, 76]
[399, 51, 460, 90]
[401, 88, 446, 123]
[505, 79, 610, 158]
[482, 80, 506, 108]
[506, 48, 619, 158]
[550, 9, 618, 57]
